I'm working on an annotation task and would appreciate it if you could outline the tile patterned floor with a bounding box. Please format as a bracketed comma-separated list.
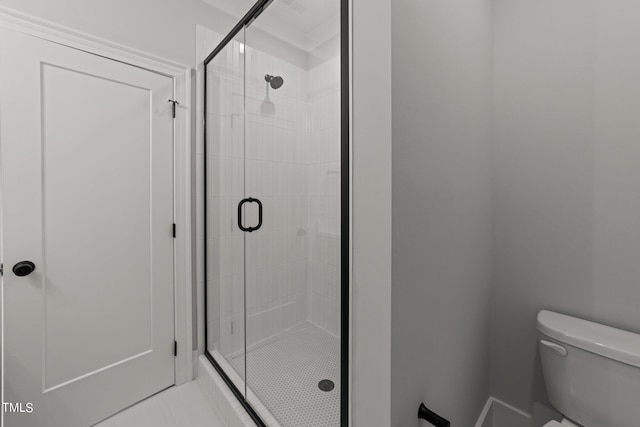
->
[229, 322, 341, 427]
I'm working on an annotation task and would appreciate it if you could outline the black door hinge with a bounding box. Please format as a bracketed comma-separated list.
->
[172, 223, 176, 238]
[174, 341, 177, 357]
[168, 99, 179, 118]
[0, 263, 3, 276]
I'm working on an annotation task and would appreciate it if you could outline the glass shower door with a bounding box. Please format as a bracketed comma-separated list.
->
[242, 7, 343, 424]
[205, 32, 247, 397]
[205, 1, 345, 424]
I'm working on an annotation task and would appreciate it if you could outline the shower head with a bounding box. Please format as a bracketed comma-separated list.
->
[265, 74, 284, 90]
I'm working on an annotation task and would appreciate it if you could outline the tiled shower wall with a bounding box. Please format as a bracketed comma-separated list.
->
[243, 46, 310, 348]
[204, 25, 342, 355]
[307, 56, 341, 338]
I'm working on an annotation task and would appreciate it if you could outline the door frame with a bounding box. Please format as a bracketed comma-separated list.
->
[0, 6, 194, 388]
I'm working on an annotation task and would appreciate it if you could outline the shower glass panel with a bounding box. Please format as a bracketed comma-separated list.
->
[205, 31, 247, 397]
[242, 4, 342, 424]
[205, 1, 345, 425]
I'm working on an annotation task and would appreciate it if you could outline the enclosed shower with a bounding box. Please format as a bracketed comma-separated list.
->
[203, 0, 347, 426]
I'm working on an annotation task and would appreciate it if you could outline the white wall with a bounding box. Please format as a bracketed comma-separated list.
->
[390, 0, 494, 425]
[308, 56, 342, 337]
[351, 0, 393, 425]
[492, 0, 640, 413]
[0, 0, 307, 68]
[0, 0, 230, 67]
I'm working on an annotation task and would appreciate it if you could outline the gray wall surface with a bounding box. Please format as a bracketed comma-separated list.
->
[492, 0, 640, 413]
[390, 0, 494, 425]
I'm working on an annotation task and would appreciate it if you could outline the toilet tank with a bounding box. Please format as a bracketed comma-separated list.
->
[537, 310, 640, 427]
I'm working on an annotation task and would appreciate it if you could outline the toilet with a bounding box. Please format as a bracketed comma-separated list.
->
[537, 310, 640, 427]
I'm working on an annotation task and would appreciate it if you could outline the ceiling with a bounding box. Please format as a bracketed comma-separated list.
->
[202, 0, 340, 52]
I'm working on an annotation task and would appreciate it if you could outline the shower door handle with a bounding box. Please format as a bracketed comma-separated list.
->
[238, 197, 263, 232]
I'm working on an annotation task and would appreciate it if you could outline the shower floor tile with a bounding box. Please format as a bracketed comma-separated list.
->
[229, 322, 340, 427]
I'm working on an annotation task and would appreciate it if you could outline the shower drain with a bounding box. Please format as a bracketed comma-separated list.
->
[318, 379, 335, 392]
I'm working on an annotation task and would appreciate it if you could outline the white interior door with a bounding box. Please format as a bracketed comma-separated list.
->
[0, 29, 175, 427]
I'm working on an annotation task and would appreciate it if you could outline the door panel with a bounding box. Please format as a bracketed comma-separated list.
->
[41, 59, 154, 391]
[1, 29, 175, 427]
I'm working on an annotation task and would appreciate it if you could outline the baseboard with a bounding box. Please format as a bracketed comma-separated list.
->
[475, 398, 494, 427]
[475, 397, 532, 427]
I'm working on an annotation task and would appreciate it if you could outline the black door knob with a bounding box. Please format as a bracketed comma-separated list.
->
[13, 261, 35, 277]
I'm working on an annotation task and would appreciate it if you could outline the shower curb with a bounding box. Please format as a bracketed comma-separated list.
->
[197, 355, 257, 427]
[197, 355, 282, 427]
